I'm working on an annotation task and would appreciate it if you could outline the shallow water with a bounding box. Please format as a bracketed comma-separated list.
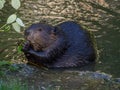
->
[5, 64, 120, 90]
[94, 24, 120, 77]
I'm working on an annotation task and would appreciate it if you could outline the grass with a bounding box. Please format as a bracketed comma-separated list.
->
[0, 80, 28, 90]
[0, 61, 20, 76]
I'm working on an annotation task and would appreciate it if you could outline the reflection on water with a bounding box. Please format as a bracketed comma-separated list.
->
[95, 22, 120, 77]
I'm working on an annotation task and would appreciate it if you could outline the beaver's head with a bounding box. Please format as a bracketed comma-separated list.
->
[25, 23, 62, 51]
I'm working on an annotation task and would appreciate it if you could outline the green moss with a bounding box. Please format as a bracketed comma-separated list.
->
[0, 62, 20, 76]
[0, 80, 28, 90]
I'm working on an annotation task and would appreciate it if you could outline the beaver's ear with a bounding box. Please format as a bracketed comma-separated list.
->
[52, 26, 61, 35]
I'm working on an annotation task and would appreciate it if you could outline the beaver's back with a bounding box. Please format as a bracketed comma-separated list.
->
[58, 21, 95, 57]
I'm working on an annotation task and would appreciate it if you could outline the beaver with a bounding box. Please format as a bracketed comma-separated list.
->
[22, 21, 96, 68]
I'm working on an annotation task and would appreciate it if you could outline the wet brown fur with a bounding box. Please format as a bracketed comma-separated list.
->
[23, 21, 96, 68]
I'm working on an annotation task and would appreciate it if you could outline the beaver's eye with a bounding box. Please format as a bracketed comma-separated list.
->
[53, 29, 57, 33]
[38, 28, 42, 31]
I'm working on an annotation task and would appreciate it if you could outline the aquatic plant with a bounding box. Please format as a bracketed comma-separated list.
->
[0, 0, 25, 33]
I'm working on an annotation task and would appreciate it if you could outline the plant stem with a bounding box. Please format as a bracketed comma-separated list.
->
[0, 24, 7, 30]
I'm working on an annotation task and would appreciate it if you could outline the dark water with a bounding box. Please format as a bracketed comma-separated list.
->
[94, 23, 120, 77]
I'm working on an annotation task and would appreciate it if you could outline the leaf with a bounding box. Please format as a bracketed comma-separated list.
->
[11, 0, 21, 10]
[7, 14, 17, 24]
[17, 45, 23, 53]
[4, 25, 11, 32]
[16, 18, 25, 27]
[12, 22, 21, 33]
[0, 61, 11, 66]
[0, 0, 5, 9]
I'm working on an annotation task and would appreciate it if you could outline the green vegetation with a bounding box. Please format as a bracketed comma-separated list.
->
[0, 61, 20, 76]
[0, 0, 24, 76]
[0, 0, 25, 32]
[0, 80, 28, 90]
